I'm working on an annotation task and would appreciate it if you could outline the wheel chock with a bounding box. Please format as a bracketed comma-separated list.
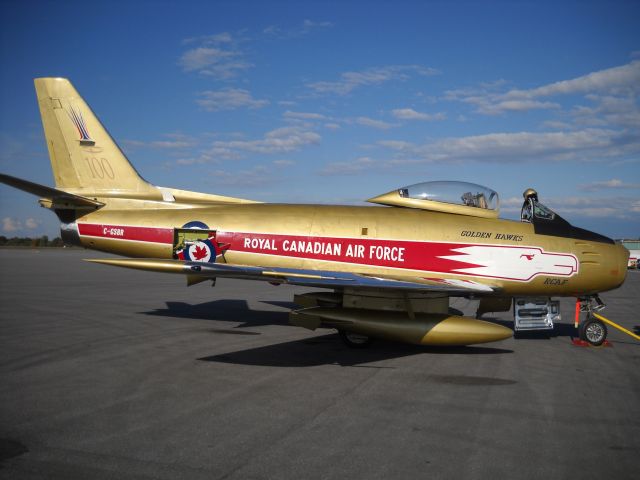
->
[571, 338, 612, 348]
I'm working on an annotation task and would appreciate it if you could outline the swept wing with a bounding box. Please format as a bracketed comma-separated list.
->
[86, 257, 495, 293]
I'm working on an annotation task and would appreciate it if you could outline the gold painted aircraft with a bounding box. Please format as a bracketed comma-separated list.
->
[0, 78, 629, 347]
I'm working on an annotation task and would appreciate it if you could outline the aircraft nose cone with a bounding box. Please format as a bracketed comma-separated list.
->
[614, 243, 630, 287]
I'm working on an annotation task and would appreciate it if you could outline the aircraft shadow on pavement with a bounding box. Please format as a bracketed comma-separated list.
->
[198, 335, 513, 368]
[142, 299, 292, 328]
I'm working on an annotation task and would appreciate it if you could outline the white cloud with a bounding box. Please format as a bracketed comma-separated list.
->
[180, 47, 233, 71]
[197, 88, 269, 112]
[150, 140, 193, 149]
[446, 60, 640, 116]
[273, 159, 295, 167]
[579, 179, 640, 191]
[307, 65, 439, 95]
[283, 111, 327, 120]
[572, 94, 640, 128]
[484, 100, 560, 114]
[24, 218, 40, 229]
[179, 32, 251, 79]
[302, 19, 333, 30]
[319, 157, 377, 176]
[355, 116, 395, 130]
[121, 139, 147, 150]
[264, 19, 334, 38]
[150, 133, 196, 149]
[182, 32, 234, 46]
[175, 157, 208, 166]
[377, 140, 414, 151]
[550, 196, 640, 219]
[174, 147, 242, 166]
[377, 128, 640, 164]
[542, 120, 573, 130]
[121, 134, 196, 151]
[506, 60, 640, 99]
[445, 86, 560, 115]
[2, 217, 21, 232]
[324, 123, 341, 130]
[1, 217, 40, 232]
[207, 165, 277, 187]
[213, 126, 321, 154]
[391, 108, 446, 121]
[263, 25, 280, 36]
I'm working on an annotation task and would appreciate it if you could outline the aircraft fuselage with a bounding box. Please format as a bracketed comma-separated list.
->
[66, 200, 628, 297]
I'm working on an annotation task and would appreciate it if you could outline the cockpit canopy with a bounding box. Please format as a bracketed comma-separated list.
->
[400, 181, 499, 210]
[367, 181, 500, 218]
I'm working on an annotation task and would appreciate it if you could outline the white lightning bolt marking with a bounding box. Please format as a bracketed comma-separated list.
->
[438, 245, 578, 281]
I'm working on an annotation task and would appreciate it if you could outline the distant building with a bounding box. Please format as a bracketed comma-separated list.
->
[618, 239, 640, 268]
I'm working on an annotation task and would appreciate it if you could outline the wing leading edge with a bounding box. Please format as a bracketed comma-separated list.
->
[85, 257, 495, 294]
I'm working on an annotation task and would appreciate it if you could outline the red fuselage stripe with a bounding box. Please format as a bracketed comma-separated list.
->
[215, 231, 479, 272]
[78, 223, 173, 244]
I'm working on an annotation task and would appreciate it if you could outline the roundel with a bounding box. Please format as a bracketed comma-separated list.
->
[182, 221, 209, 230]
[187, 241, 212, 262]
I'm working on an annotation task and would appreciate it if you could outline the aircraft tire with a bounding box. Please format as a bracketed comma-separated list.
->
[338, 330, 373, 348]
[580, 317, 608, 346]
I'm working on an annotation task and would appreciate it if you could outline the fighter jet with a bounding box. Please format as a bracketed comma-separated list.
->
[0, 78, 629, 347]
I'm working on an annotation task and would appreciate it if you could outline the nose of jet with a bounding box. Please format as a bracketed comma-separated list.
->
[612, 243, 629, 289]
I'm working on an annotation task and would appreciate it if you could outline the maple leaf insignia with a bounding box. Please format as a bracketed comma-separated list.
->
[192, 244, 209, 261]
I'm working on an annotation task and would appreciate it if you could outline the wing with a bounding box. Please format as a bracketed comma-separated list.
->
[86, 257, 495, 294]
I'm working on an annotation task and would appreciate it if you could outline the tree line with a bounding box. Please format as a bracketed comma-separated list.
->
[0, 236, 66, 247]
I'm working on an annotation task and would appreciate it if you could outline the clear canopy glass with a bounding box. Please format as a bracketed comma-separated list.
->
[398, 181, 499, 211]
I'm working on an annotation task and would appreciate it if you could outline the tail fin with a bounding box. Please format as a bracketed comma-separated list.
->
[35, 78, 160, 199]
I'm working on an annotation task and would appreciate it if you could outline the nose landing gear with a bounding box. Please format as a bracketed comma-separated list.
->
[575, 296, 608, 346]
[579, 316, 608, 346]
[575, 295, 640, 346]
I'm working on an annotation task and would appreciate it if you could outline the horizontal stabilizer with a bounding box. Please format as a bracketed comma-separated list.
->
[0, 173, 104, 209]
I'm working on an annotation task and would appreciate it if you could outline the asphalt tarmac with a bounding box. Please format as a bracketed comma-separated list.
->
[0, 248, 638, 479]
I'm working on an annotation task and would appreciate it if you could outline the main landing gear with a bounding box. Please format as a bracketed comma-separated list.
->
[338, 330, 374, 348]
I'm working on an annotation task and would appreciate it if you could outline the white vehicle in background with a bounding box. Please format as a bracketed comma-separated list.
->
[619, 240, 640, 269]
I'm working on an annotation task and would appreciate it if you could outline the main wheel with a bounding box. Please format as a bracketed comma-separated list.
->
[580, 317, 608, 346]
[338, 330, 373, 348]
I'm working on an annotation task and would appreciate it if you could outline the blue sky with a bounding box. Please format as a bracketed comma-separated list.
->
[1, 0, 639, 238]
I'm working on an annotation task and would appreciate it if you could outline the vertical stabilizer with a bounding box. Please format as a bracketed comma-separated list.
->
[34, 78, 160, 199]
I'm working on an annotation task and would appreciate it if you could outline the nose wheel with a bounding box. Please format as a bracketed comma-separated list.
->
[576, 296, 610, 346]
[579, 316, 608, 346]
